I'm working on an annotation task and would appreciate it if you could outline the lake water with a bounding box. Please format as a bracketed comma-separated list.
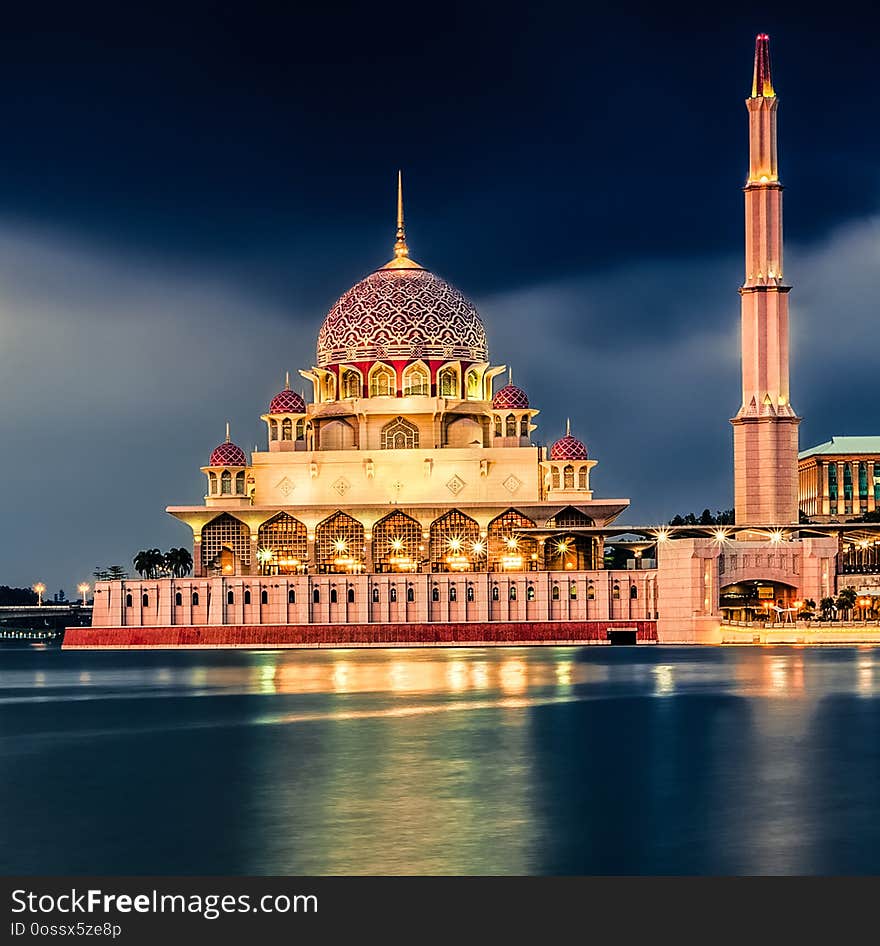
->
[2, 645, 880, 875]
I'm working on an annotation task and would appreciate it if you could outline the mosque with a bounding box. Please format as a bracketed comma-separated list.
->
[69, 34, 878, 648]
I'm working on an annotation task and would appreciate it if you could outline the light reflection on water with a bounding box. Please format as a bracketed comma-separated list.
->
[3, 645, 880, 874]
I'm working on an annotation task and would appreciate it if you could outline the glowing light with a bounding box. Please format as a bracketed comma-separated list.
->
[502, 554, 524, 570]
[256, 548, 274, 564]
[556, 540, 570, 555]
[655, 528, 670, 544]
[447, 537, 463, 553]
[770, 530, 784, 544]
[77, 582, 90, 604]
[505, 536, 519, 550]
[390, 537, 405, 553]
[713, 529, 729, 543]
[333, 537, 348, 553]
[472, 540, 486, 555]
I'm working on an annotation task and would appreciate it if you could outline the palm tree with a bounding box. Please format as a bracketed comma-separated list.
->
[133, 549, 165, 578]
[836, 587, 857, 621]
[819, 596, 836, 621]
[164, 548, 193, 578]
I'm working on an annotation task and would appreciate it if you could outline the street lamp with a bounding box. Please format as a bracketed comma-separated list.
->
[78, 582, 90, 606]
[32, 582, 46, 606]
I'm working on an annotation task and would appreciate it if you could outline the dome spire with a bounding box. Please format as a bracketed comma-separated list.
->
[285, 370, 290, 390]
[225, 421, 231, 443]
[382, 170, 423, 270]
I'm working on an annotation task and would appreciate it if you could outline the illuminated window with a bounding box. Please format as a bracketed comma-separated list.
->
[261, 590, 268, 605]
[221, 471, 232, 494]
[342, 368, 362, 399]
[488, 508, 537, 571]
[407, 587, 414, 602]
[296, 420, 305, 440]
[492, 585, 499, 601]
[551, 468, 560, 489]
[373, 510, 422, 571]
[578, 468, 587, 489]
[227, 591, 234, 605]
[369, 364, 396, 397]
[235, 471, 245, 494]
[466, 369, 480, 399]
[449, 585, 457, 601]
[527, 586, 535, 601]
[244, 589, 251, 605]
[563, 465, 575, 489]
[429, 509, 484, 572]
[270, 420, 278, 441]
[432, 586, 439, 602]
[390, 587, 397, 603]
[612, 584, 620, 600]
[552, 585, 560, 600]
[403, 364, 429, 396]
[322, 374, 336, 401]
[209, 472, 217, 494]
[509, 585, 517, 601]
[258, 513, 308, 575]
[192, 592, 199, 606]
[315, 511, 365, 572]
[466, 585, 474, 601]
[505, 413, 516, 437]
[330, 588, 338, 604]
[587, 584, 595, 600]
[569, 584, 577, 600]
[202, 514, 251, 572]
[381, 416, 419, 450]
[282, 418, 293, 441]
[372, 587, 379, 603]
[288, 589, 295, 604]
[438, 366, 459, 398]
[347, 588, 355, 603]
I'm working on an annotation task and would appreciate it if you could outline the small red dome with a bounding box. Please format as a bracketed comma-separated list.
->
[550, 433, 588, 461]
[209, 441, 247, 466]
[268, 388, 306, 414]
[493, 383, 529, 410]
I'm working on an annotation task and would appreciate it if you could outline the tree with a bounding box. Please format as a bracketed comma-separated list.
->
[669, 509, 735, 526]
[0, 586, 38, 606]
[107, 565, 128, 580]
[798, 598, 816, 620]
[820, 596, 836, 621]
[93, 567, 111, 581]
[164, 548, 193, 578]
[836, 587, 857, 620]
[133, 549, 164, 579]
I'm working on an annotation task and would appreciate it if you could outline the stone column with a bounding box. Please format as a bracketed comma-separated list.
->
[837, 461, 846, 517]
[852, 460, 861, 515]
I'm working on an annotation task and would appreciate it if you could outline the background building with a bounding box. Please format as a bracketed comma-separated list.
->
[799, 437, 880, 521]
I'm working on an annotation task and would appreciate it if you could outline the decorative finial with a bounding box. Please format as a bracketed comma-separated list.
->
[751, 33, 774, 98]
[285, 370, 290, 390]
[225, 421, 231, 442]
[508, 367, 513, 385]
[394, 169, 408, 259]
[566, 417, 571, 436]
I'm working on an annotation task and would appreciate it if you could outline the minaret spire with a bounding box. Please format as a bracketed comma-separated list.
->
[285, 370, 290, 390]
[225, 421, 231, 443]
[382, 170, 423, 270]
[732, 33, 800, 528]
[566, 418, 571, 436]
[751, 32, 774, 98]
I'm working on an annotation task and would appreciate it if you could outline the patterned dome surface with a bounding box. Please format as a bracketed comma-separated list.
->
[550, 434, 588, 461]
[209, 441, 247, 466]
[317, 267, 488, 367]
[493, 383, 529, 410]
[269, 388, 306, 414]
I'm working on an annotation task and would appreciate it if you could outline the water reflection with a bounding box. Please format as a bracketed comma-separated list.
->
[3, 646, 880, 873]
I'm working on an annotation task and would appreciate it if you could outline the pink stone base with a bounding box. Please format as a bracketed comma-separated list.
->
[63, 621, 658, 649]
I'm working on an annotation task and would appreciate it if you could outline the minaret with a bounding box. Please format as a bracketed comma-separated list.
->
[731, 33, 800, 527]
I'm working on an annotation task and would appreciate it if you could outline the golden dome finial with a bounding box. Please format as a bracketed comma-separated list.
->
[382, 170, 423, 270]
[394, 169, 408, 259]
[285, 370, 290, 390]
[225, 421, 231, 443]
[566, 417, 571, 436]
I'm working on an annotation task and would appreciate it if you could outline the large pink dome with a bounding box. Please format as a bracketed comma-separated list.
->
[493, 383, 529, 410]
[268, 388, 306, 414]
[209, 441, 247, 467]
[317, 267, 488, 367]
[549, 433, 588, 461]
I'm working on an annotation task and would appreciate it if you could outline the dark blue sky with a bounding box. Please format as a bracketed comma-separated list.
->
[1, 5, 879, 590]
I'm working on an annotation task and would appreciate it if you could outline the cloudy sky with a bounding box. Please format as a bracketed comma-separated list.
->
[0, 6, 878, 592]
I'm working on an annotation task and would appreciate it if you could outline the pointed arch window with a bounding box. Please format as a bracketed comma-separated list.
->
[406, 587, 414, 602]
[373, 510, 422, 571]
[466, 585, 474, 602]
[578, 468, 588, 490]
[347, 587, 355, 603]
[281, 418, 293, 441]
[390, 587, 398, 603]
[432, 586, 440, 602]
[244, 589, 251, 605]
[288, 589, 296, 604]
[369, 364, 396, 398]
[403, 363, 429, 396]
[492, 586, 499, 601]
[438, 366, 459, 398]
[381, 416, 419, 450]
[342, 368, 362, 399]
[372, 587, 380, 603]
[563, 465, 575, 489]
[209, 472, 218, 495]
[192, 592, 199, 606]
[429, 509, 484, 571]
[221, 470, 232, 494]
[551, 468, 560, 490]
[315, 511, 365, 572]
[494, 416, 502, 438]
[465, 369, 480, 399]
[330, 588, 338, 604]
[552, 585, 560, 601]
[505, 414, 516, 437]
[235, 471, 245, 494]
[258, 513, 308, 575]
[261, 589, 268, 605]
[520, 417, 529, 437]
[270, 420, 278, 441]
[313, 588, 320, 604]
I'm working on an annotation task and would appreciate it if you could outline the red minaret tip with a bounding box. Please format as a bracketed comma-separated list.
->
[752, 33, 774, 98]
